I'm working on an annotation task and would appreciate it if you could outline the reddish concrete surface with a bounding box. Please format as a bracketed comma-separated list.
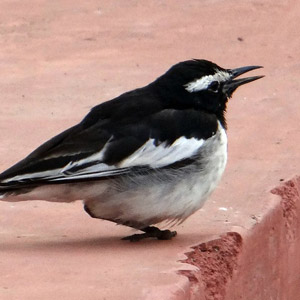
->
[0, 0, 299, 299]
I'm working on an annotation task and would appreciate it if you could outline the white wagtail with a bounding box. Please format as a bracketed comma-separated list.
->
[0, 59, 263, 241]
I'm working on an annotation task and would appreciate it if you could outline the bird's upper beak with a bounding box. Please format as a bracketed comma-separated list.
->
[223, 65, 264, 97]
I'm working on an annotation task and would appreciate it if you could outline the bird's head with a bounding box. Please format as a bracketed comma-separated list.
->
[155, 59, 264, 125]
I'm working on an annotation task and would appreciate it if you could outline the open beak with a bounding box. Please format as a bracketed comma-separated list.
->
[223, 65, 264, 96]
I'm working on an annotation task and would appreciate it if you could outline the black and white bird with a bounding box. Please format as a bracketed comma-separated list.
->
[0, 59, 263, 241]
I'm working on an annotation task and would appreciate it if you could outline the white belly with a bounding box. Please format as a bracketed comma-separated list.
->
[84, 125, 228, 228]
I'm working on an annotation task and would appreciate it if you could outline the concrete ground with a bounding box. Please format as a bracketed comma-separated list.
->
[0, 0, 300, 299]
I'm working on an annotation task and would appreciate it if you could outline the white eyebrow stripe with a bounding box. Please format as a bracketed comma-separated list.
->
[184, 70, 231, 93]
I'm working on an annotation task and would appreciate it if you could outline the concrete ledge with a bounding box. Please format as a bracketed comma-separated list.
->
[179, 177, 300, 299]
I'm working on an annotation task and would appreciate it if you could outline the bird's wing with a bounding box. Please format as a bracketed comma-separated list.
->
[0, 107, 218, 189]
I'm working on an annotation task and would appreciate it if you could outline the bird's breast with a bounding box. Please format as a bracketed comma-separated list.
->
[83, 123, 228, 227]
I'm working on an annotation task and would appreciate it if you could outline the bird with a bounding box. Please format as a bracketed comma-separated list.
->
[0, 59, 263, 241]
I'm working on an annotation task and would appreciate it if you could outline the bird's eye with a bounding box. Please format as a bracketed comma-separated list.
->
[208, 81, 219, 93]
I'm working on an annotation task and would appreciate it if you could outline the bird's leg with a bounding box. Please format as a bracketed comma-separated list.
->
[122, 226, 177, 242]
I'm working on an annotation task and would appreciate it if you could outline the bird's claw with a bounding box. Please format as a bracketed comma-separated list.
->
[122, 226, 177, 242]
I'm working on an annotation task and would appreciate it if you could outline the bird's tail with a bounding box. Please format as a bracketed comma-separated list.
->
[0, 181, 36, 201]
[0, 179, 80, 203]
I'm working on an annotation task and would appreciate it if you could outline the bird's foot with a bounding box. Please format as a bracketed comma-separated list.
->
[122, 226, 177, 242]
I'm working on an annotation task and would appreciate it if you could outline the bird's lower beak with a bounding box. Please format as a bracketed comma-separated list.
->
[223, 65, 264, 96]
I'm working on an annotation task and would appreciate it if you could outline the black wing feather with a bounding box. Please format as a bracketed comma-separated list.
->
[0, 87, 218, 191]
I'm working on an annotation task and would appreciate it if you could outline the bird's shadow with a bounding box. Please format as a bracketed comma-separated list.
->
[0, 235, 127, 252]
[0, 232, 207, 253]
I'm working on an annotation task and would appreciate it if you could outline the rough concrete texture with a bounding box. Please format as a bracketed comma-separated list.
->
[0, 0, 299, 299]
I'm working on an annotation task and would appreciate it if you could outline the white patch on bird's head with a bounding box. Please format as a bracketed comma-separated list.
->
[184, 69, 231, 93]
